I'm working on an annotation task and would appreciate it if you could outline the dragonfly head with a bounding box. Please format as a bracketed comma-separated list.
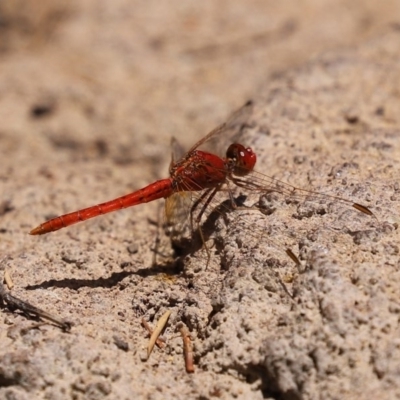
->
[226, 143, 257, 176]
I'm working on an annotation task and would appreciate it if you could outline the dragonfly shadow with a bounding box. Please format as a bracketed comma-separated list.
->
[25, 270, 136, 291]
[24, 262, 184, 292]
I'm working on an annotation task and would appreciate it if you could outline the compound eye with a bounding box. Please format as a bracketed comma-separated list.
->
[226, 143, 256, 176]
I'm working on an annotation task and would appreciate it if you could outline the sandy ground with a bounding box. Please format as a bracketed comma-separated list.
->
[1, 1, 400, 399]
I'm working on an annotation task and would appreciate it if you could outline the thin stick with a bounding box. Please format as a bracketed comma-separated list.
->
[180, 325, 194, 373]
[141, 318, 165, 348]
[147, 310, 171, 357]
[0, 270, 71, 331]
[0, 287, 71, 331]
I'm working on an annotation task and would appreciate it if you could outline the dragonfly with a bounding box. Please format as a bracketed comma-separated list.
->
[30, 101, 373, 265]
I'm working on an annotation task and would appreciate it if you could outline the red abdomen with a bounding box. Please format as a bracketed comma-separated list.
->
[30, 179, 174, 234]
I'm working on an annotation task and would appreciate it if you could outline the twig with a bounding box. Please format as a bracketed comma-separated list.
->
[4, 269, 14, 290]
[147, 310, 171, 357]
[141, 318, 165, 349]
[179, 325, 194, 373]
[0, 270, 71, 331]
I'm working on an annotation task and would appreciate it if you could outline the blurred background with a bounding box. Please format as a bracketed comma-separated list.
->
[0, 0, 398, 169]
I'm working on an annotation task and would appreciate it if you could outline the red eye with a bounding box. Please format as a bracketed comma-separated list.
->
[226, 143, 256, 176]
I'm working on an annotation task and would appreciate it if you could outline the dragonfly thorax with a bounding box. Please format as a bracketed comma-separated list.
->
[225, 143, 257, 177]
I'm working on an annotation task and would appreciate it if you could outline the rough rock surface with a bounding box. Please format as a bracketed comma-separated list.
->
[0, 1, 400, 399]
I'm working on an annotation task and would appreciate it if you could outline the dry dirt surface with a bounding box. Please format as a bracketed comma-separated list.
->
[1, 1, 400, 399]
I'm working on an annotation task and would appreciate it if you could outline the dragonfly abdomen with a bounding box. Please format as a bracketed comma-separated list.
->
[30, 179, 174, 235]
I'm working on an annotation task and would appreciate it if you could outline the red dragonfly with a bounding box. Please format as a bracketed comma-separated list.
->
[30, 101, 373, 265]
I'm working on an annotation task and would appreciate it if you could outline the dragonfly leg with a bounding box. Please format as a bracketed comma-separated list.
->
[189, 186, 222, 268]
[192, 186, 221, 226]
[189, 188, 213, 231]
[227, 186, 240, 209]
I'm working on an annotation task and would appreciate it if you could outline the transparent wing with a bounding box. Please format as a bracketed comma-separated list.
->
[230, 169, 374, 217]
[166, 135, 205, 237]
[186, 100, 254, 157]
[170, 137, 186, 170]
[165, 192, 192, 229]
